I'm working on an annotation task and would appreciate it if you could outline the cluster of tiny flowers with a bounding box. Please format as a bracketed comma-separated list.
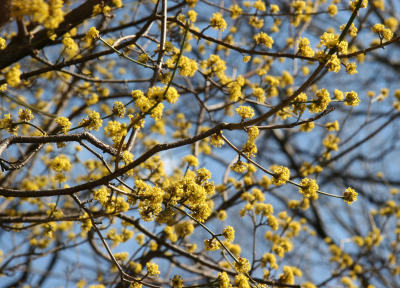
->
[6, 64, 21, 87]
[0, 114, 16, 134]
[236, 106, 255, 120]
[320, 32, 338, 49]
[344, 91, 360, 106]
[271, 165, 290, 186]
[222, 226, 235, 242]
[326, 54, 341, 72]
[11, 0, 64, 30]
[217, 272, 231, 288]
[323, 134, 340, 151]
[343, 187, 358, 204]
[309, 89, 331, 113]
[341, 23, 358, 37]
[55, 116, 71, 134]
[104, 120, 127, 144]
[18, 109, 34, 122]
[0, 37, 6, 50]
[183, 155, 199, 167]
[49, 154, 71, 173]
[253, 32, 274, 49]
[112, 101, 125, 118]
[299, 178, 319, 199]
[135, 180, 164, 221]
[146, 262, 160, 276]
[231, 160, 248, 173]
[371, 23, 393, 41]
[79, 110, 103, 130]
[298, 38, 315, 57]
[210, 133, 225, 147]
[349, 0, 368, 11]
[233, 257, 251, 273]
[210, 12, 227, 31]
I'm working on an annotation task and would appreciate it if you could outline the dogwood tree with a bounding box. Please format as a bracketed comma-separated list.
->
[0, 0, 399, 287]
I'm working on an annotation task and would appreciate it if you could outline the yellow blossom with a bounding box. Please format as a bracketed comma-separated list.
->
[6, 64, 21, 87]
[299, 178, 319, 199]
[235, 106, 255, 119]
[253, 32, 274, 48]
[343, 187, 358, 204]
[233, 257, 250, 273]
[18, 109, 34, 122]
[309, 89, 331, 113]
[344, 91, 360, 106]
[230, 4, 242, 19]
[146, 262, 160, 277]
[210, 12, 227, 31]
[79, 110, 103, 131]
[0, 38, 6, 50]
[271, 165, 290, 186]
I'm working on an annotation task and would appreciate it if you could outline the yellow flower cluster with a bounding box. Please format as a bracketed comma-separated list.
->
[249, 16, 264, 29]
[183, 155, 199, 167]
[320, 32, 339, 49]
[371, 23, 393, 40]
[328, 4, 338, 17]
[298, 38, 315, 57]
[0, 114, 17, 135]
[322, 134, 340, 151]
[299, 178, 319, 199]
[217, 272, 231, 288]
[279, 266, 302, 284]
[343, 187, 358, 204]
[230, 4, 242, 19]
[326, 54, 341, 72]
[235, 106, 255, 120]
[326, 121, 339, 131]
[349, 0, 368, 11]
[104, 120, 127, 144]
[299, 162, 323, 176]
[55, 116, 72, 134]
[94, 186, 109, 206]
[62, 34, 79, 57]
[175, 221, 194, 238]
[270, 4, 280, 13]
[0, 38, 6, 50]
[165, 55, 198, 78]
[344, 91, 360, 106]
[11, 0, 65, 29]
[309, 88, 331, 113]
[227, 75, 245, 101]
[112, 101, 125, 118]
[177, 56, 198, 77]
[210, 133, 225, 148]
[204, 238, 220, 251]
[233, 257, 250, 273]
[135, 180, 164, 221]
[201, 54, 226, 80]
[231, 160, 248, 173]
[261, 253, 278, 269]
[146, 262, 160, 276]
[210, 12, 227, 31]
[79, 110, 103, 131]
[341, 23, 358, 37]
[50, 154, 71, 173]
[18, 108, 34, 122]
[87, 27, 100, 39]
[6, 64, 21, 87]
[271, 165, 290, 186]
[222, 225, 235, 242]
[253, 32, 274, 49]
[131, 87, 179, 120]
